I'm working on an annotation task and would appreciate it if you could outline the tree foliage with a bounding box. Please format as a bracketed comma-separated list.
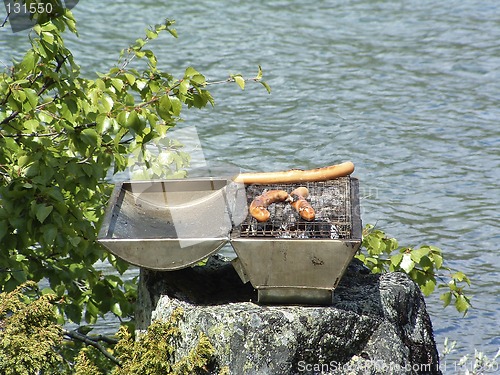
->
[111, 308, 217, 375]
[0, 284, 223, 374]
[0, 7, 267, 325]
[0, 282, 64, 374]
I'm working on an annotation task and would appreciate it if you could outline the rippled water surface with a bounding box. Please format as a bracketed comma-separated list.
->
[1, 0, 499, 368]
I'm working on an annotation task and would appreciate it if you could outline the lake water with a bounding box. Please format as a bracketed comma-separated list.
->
[1, 0, 499, 370]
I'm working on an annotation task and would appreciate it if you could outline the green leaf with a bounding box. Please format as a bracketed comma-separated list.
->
[169, 96, 182, 116]
[144, 50, 157, 67]
[36, 205, 53, 224]
[43, 224, 58, 245]
[111, 302, 123, 317]
[85, 300, 99, 323]
[233, 75, 245, 90]
[93, 282, 112, 302]
[69, 237, 82, 247]
[21, 50, 38, 71]
[440, 291, 452, 308]
[179, 80, 190, 95]
[134, 50, 146, 58]
[105, 275, 122, 288]
[77, 326, 94, 335]
[23, 88, 39, 110]
[145, 28, 158, 40]
[447, 279, 459, 292]
[411, 247, 431, 263]
[100, 95, 114, 112]
[142, 129, 157, 144]
[18, 155, 31, 168]
[452, 271, 469, 284]
[428, 245, 442, 253]
[41, 287, 56, 295]
[124, 73, 136, 85]
[354, 253, 365, 262]
[432, 253, 443, 269]
[126, 110, 145, 133]
[418, 255, 433, 271]
[390, 253, 403, 267]
[365, 235, 382, 255]
[256, 65, 263, 80]
[23, 119, 40, 133]
[157, 95, 172, 120]
[421, 277, 436, 296]
[0, 221, 7, 241]
[385, 237, 399, 252]
[111, 78, 124, 92]
[133, 38, 146, 49]
[117, 110, 129, 125]
[66, 304, 83, 324]
[260, 81, 271, 94]
[399, 253, 415, 273]
[455, 294, 470, 315]
[12, 269, 27, 283]
[80, 128, 99, 147]
[185, 66, 199, 78]
[41, 31, 55, 44]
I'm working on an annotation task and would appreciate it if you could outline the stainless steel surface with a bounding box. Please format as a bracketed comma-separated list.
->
[98, 178, 245, 270]
[231, 177, 362, 304]
[231, 239, 361, 304]
[257, 287, 336, 305]
[98, 176, 361, 303]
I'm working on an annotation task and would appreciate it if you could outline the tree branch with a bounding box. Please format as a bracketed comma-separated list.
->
[63, 329, 121, 366]
[0, 131, 62, 138]
[1, 11, 9, 28]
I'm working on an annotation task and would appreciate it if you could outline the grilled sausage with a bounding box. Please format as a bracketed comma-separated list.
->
[233, 161, 354, 184]
[290, 186, 309, 199]
[249, 190, 291, 222]
[290, 187, 315, 221]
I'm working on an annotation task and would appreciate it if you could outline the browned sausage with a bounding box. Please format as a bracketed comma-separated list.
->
[290, 187, 315, 221]
[290, 186, 309, 199]
[249, 190, 291, 222]
[233, 161, 354, 184]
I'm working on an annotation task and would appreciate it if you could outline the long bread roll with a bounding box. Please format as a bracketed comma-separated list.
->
[233, 161, 354, 184]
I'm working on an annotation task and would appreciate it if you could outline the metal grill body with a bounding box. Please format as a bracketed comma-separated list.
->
[232, 177, 362, 304]
[98, 177, 362, 305]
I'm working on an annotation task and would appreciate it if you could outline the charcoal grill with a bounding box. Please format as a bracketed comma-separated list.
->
[98, 175, 362, 305]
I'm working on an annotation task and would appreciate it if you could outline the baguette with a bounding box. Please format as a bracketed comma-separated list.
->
[233, 161, 354, 184]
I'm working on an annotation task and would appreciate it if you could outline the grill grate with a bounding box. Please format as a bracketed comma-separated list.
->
[233, 177, 352, 239]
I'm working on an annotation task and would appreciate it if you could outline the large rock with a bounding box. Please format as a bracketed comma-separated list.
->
[136, 257, 441, 375]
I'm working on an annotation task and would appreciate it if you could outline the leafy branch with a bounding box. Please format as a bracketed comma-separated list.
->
[206, 65, 271, 94]
[356, 224, 472, 315]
